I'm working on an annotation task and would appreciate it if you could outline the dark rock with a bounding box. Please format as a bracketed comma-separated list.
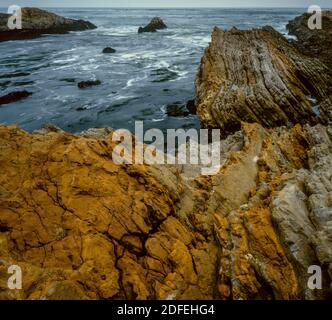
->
[138, 17, 167, 33]
[166, 103, 190, 117]
[186, 99, 197, 114]
[78, 80, 101, 89]
[102, 47, 116, 54]
[0, 90, 32, 105]
[287, 10, 332, 66]
[0, 7, 97, 42]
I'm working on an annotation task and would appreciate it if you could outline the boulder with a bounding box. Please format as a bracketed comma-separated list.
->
[138, 16, 167, 33]
[0, 90, 32, 105]
[102, 47, 116, 54]
[0, 7, 97, 42]
[78, 80, 101, 89]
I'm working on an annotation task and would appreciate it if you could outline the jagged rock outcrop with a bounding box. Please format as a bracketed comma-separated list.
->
[287, 11, 332, 65]
[0, 7, 96, 42]
[195, 26, 332, 135]
[0, 122, 331, 300]
[138, 17, 167, 33]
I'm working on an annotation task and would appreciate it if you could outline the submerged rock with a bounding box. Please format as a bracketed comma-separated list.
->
[102, 47, 116, 54]
[138, 17, 167, 33]
[0, 7, 97, 42]
[166, 102, 190, 117]
[78, 80, 101, 89]
[195, 26, 332, 135]
[0, 90, 32, 105]
[287, 10, 332, 65]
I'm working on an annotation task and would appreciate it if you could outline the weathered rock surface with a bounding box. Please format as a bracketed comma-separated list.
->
[195, 26, 332, 135]
[287, 11, 332, 66]
[0, 90, 32, 105]
[0, 7, 96, 42]
[0, 122, 331, 300]
[138, 17, 167, 33]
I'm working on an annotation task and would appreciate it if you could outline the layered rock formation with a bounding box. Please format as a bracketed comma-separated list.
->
[138, 17, 167, 33]
[0, 122, 331, 300]
[195, 26, 332, 135]
[0, 7, 96, 42]
[287, 10, 332, 65]
[0, 12, 331, 300]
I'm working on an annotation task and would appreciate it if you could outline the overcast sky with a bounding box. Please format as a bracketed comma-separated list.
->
[1, 0, 331, 8]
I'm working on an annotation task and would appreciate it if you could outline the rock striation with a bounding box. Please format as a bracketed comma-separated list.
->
[195, 26, 332, 135]
[138, 17, 167, 33]
[0, 7, 96, 42]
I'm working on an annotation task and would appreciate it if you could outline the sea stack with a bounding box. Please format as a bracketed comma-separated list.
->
[138, 17, 167, 33]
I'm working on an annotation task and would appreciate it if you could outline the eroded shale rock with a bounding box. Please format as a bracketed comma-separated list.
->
[0, 122, 331, 300]
[195, 26, 332, 135]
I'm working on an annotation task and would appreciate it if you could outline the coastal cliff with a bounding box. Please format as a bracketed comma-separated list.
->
[0, 12, 331, 300]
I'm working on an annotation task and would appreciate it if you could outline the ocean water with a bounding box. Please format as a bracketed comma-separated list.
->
[0, 8, 305, 134]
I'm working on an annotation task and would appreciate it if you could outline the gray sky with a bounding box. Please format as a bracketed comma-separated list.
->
[1, 0, 332, 8]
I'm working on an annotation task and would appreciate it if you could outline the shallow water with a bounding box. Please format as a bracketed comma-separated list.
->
[0, 8, 305, 134]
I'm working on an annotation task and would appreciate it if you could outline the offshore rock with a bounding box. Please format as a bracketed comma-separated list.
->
[78, 80, 101, 89]
[138, 17, 167, 33]
[0, 122, 331, 300]
[102, 47, 116, 54]
[0, 7, 97, 42]
[0, 90, 32, 105]
[195, 26, 332, 135]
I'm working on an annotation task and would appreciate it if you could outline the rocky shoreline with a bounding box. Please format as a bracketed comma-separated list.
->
[0, 10, 331, 300]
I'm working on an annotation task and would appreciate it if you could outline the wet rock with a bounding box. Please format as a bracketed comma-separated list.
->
[196, 26, 332, 135]
[102, 47, 116, 54]
[186, 99, 196, 114]
[78, 80, 101, 89]
[287, 10, 332, 65]
[138, 17, 167, 33]
[0, 7, 97, 42]
[166, 103, 190, 117]
[0, 90, 32, 105]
